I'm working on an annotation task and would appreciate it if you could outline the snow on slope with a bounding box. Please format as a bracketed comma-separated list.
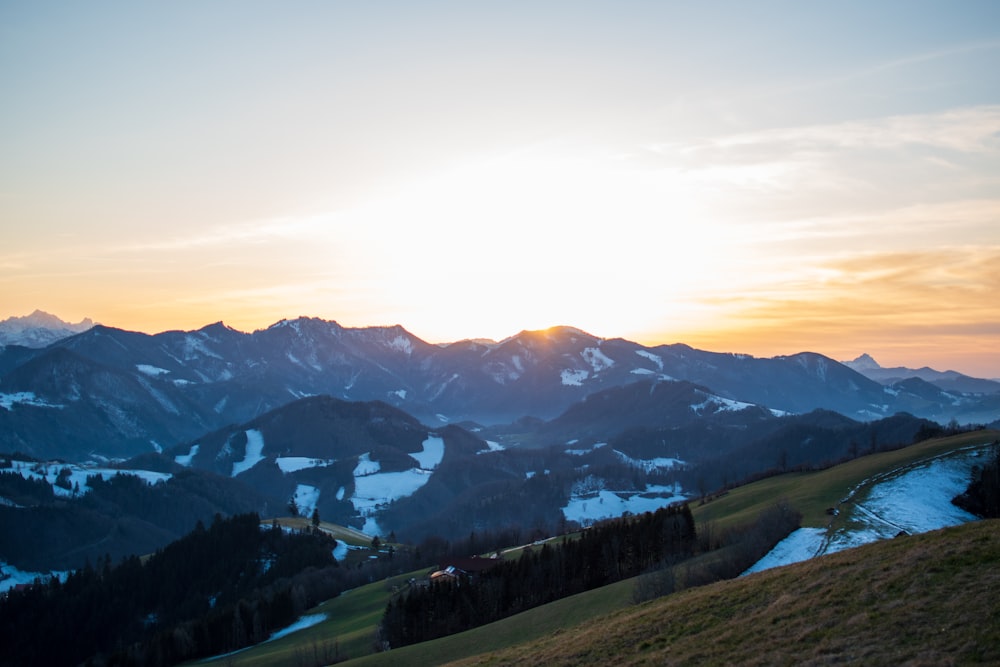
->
[613, 449, 683, 472]
[562, 484, 687, 526]
[0, 392, 63, 410]
[276, 457, 334, 473]
[231, 429, 266, 477]
[0, 562, 69, 593]
[294, 484, 320, 517]
[174, 444, 199, 466]
[561, 369, 589, 386]
[742, 528, 827, 575]
[351, 434, 445, 536]
[4, 460, 171, 499]
[743, 446, 986, 575]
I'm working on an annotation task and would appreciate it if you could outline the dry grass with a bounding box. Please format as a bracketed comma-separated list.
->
[445, 519, 1000, 667]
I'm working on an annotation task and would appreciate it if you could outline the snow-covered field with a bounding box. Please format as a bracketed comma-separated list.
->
[174, 444, 199, 467]
[612, 449, 683, 472]
[743, 446, 986, 575]
[294, 484, 320, 518]
[351, 434, 445, 536]
[563, 484, 687, 526]
[0, 561, 69, 594]
[742, 528, 827, 575]
[3, 459, 171, 500]
[276, 456, 334, 473]
[231, 429, 266, 477]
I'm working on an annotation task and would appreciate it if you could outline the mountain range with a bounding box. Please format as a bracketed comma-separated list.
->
[2, 316, 999, 463]
[3, 312, 996, 575]
[843, 352, 1000, 393]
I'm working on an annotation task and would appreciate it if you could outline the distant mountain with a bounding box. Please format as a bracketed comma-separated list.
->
[0, 310, 95, 348]
[843, 353, 1000, 394]
[2, 317, 999, 461]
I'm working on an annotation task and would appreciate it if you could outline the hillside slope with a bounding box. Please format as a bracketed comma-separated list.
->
[440, 519, 1000, 666]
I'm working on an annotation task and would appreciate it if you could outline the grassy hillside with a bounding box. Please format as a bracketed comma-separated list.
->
[445, 519, 1000, 666]
[202, 431, 998, 666]
[692, 430, 998, 529]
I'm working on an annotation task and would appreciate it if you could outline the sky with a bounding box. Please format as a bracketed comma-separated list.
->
[2, 1, 999, 376]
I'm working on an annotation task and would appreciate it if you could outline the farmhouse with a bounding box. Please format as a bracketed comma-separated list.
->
[428, 555, 502, 582]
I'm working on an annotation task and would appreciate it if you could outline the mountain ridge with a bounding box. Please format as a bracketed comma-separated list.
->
[2, 315, 999, 461]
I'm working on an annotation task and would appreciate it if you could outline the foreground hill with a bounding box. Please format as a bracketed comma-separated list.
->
[436, 519, 999, 666]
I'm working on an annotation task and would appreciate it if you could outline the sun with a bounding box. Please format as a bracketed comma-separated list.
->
[330, 148, 730, 342]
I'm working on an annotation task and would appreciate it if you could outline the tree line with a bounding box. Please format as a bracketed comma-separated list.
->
[378, 503, 697, 649]
[953, 440, 1000, 518]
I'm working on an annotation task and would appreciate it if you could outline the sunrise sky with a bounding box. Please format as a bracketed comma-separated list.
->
[2, 2, 999, 376]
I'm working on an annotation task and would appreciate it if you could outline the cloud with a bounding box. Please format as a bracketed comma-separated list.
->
[648, 105, 1000, 163]
[807, 40, 1000, 93]
[673, 245, 1000, 370]
[115, 214, 338, 253]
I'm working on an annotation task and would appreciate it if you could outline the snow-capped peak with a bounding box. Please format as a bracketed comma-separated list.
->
[0, 310, 96, 348]
[843, 353, 882, 371]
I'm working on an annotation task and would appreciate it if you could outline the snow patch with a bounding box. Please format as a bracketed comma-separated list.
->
[566, 442, 608, 456]
[294, 484, 320, 517]
[745, 446, 986, 574]
[560, 368, 589, 386]
[0, 561, 70, 594]
[691, 393, 755, 414]
[174, 444, 199, 467]
[562, 484, 686, 527]
[0, 392, 63, 410]
[353, 453, 381, 476]
[231, 429, 266, 477]
[276, 457, 334, 474]
[388, 335, 413, 355]
[582, 347, 614, 373]
[350, 435, 444, 530]
[136, 364, 170, 376]
[613, 450, 684, 471]
[477, 440, 505, 455]
[635, 349, 664, 371]
[6, 460, 171, 497]
[411, 435, 445, 470]
[741, 528, 827, 575]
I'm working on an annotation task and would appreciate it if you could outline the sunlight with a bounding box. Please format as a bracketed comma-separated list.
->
[335, 150, 733, 341]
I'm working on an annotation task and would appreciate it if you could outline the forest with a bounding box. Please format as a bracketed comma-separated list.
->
[378, 504, 697, 649]
[952, 440, 1000, 518]
[0, 513, 348, 667]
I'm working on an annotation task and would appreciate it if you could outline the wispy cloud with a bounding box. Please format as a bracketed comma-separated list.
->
[803, 40, 1000, 94]
[648, 105, 1000, 161]
[679, 246, 1000, 365]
